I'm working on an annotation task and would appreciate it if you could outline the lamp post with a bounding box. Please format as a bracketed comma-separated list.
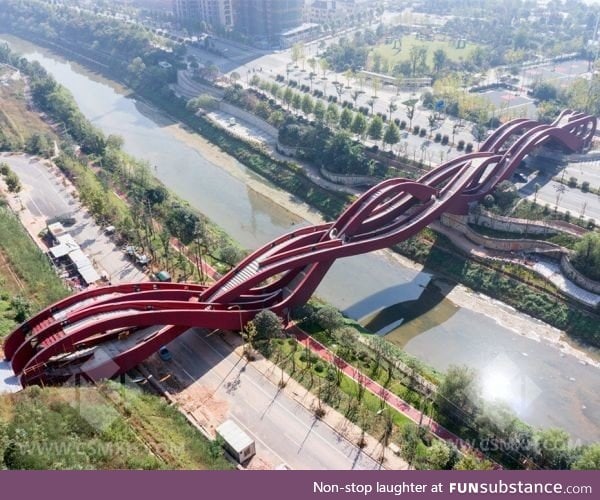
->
[227, 304, 243, 334]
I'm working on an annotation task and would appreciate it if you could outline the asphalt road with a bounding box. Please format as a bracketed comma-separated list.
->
[1, 153, 146, 283]
[521, 161, 600, 222]
[164, 328, 382, 470]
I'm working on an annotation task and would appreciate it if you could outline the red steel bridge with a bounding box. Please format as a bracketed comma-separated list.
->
[3, 110, 596, 386]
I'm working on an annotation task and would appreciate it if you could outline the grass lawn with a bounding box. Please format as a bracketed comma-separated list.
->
[0, 383, 233, 469]
[371, 35, 481, 69]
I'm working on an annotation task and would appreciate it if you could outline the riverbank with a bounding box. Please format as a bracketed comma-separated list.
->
[5, 32, 600, 442]
[164, 122, 325, 227]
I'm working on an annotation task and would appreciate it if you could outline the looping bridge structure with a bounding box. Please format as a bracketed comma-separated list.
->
[3, 110, 596, 386]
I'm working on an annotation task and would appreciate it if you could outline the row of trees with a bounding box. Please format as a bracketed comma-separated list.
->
[437, 365, 600, 469]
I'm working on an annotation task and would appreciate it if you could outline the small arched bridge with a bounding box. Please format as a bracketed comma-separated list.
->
[3, 110, 596, 386]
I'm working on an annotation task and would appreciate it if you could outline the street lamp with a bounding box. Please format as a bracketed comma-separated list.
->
[227, 304, 243, 333]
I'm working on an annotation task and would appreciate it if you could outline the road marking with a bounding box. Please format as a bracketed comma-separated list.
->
[229, 415, 288, 468]
[194, 334, 377, 468]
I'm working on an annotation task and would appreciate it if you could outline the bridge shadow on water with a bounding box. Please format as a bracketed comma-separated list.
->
[347, 243, 460, 349]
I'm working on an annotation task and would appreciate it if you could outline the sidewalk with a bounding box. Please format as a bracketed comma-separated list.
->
[218, 330, 409, 470]
[290, 325, 489, 462]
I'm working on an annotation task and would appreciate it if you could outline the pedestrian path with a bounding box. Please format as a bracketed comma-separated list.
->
[290, 325, 493, 463]
[533, 259, 600, 307]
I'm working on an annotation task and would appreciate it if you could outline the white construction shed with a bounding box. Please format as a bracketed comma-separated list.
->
[216, 419, 256, 463]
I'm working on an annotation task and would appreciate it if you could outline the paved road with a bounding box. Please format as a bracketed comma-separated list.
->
[1, 153, 146, 284]
[0, 360, 21, 394]
[163, 328, 382, 470]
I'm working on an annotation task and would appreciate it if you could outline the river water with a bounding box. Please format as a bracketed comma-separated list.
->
[3, 35, 599, 443]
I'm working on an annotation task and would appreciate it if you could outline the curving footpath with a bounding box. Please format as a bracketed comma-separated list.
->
[3, 110, 596, 386]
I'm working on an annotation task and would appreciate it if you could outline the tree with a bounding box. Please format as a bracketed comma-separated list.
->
[572, 444, 600, 470]
[145, 186, 168, 206]
[533, 428, 574, 469]
[230, 71, 241, 85]
[433, 48, 447, 74]
[291, 43, 303, 66]
[10, 296, 31, 323]
[26, 133, 51, 156]
[387, 101, 398, 121]
[339, 108, 354, 130]
[127, 56, 146, 87]
[425, 440, 452, 470]
[399, 424, 421, 466]
[404, 98, 417, 129]
[186, 94, 219, 112]
[3, 171, 21, 193]
[371, 77, 380, 97]
[367, 98, 377, 116]
[291, 92, 302, 112]
[572, 232, 600, 281]
[219, 244, 243, 266]
[436, 365, 481, 423]
[301, 94, 314, 115]
[325, 103, 340, 126]
[454, 454, 495, 470]
[409, 46, 428, 76]
[367, 115, 384, 142]
[253, 310, 283, 340]
[313, 100, 326, 122]
[350, 112, 367, 137]
[283, 87, 294, 110]
[383, 122, 400, 150]
[242, 320, 258, 355]
[319, 58, 329, 78]
[531, 82, 557, 102]
[314, 306, 344, 335]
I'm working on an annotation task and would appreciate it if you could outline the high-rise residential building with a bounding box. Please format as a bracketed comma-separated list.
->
[172, 0, 234, 29]
[307, 0, 379, 27]
[172, 0, 200, 21]
[233, 0, 304, 43]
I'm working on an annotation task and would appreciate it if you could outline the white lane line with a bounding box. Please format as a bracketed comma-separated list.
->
[195, 334, 376, 468]
[229, 415, 288, 467]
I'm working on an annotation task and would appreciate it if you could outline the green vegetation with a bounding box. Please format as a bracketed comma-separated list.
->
[512, 200, 595, 230]
[0, 383, 231, 470]
[571, 232, 600, 282]
[395, 230, 600, 348]
[371, 35, 481, 73]
[0, 207, 69, 339]
[0, 65, 56, 151]
[260, 336, 472, 469]
[468, 223, 578, 250]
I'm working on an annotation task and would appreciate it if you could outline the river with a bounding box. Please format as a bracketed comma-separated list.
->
[2, 34, 599, 443]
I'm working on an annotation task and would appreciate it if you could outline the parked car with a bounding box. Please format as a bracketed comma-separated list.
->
[158, 346, 172, 361]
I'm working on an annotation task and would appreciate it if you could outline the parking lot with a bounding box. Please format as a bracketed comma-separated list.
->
[0, 152, 146, 286]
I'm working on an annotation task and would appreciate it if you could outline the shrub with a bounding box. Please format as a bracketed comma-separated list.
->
[465, 143, 474, 153]
[457, 139, 465, 150]
[582, 181, 590, 192]
[434, 132, 442, 142]
[413, 125, 420, 135]
[441, 134, 449, 145]
[568, 176, 577, 188]
[419, 128, 426, 137]
[588, 219, 596, 229]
